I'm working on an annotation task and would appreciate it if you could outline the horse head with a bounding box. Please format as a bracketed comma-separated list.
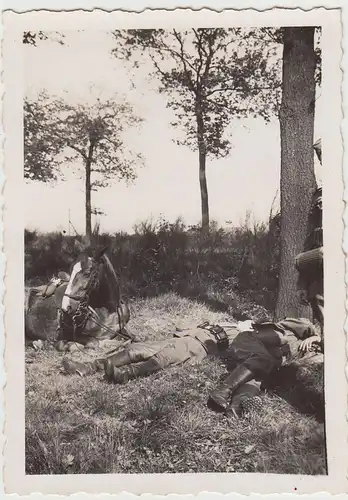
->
[58, 247, 131, 343]
[61, 249, 105, 314]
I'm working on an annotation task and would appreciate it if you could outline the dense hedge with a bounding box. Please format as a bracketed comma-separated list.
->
[25, 217, 280, 313]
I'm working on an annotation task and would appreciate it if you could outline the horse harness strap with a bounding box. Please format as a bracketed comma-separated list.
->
[59, 299, 131, 342]
[87, 306, 132, 341]
[59, 263, 132, 343]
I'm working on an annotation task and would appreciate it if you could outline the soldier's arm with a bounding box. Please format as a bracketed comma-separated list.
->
[297, 321, 322, 351]
[298, 334, 322, 353]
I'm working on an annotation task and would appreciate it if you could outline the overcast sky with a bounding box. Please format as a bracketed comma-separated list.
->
[24, 30, 322, 235]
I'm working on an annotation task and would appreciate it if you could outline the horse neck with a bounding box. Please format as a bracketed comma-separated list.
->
[89, 256, 121, 313]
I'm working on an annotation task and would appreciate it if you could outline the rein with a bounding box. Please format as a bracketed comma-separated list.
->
[87, 305, 131, 341]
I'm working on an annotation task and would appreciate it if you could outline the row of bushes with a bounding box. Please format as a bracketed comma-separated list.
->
[25, 216, 280, 313]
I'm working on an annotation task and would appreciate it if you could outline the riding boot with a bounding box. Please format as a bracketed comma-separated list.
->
[62, 357, 106, 376]
[106, 349, 133, 368]
[207, 364, 255, 412]
[225, 381, 262, 419]
[104, 357, 161, 384]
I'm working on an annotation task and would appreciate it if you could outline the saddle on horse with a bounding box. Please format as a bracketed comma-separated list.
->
[25, 273, 70, 342]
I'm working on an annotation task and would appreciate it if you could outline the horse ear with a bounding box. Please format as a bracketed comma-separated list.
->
[94, 246, 108, 261]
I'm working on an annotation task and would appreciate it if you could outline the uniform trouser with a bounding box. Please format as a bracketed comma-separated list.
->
[219, 331, 283, 408]
[222, 331, 283, 380]
[106, 335, 207, 377]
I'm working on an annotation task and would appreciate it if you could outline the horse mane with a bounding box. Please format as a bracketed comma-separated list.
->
[101, 253, 121, 313]
[84, 251, 120, 313]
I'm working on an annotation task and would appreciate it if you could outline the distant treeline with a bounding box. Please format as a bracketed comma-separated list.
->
[25, 216, 280, 314]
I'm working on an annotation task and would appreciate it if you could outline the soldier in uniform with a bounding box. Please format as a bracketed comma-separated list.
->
[62, 321, 240, 382]
[63, 317, 321, 420]
[208, 317, 321, 418]
[295, 139, 324, 334]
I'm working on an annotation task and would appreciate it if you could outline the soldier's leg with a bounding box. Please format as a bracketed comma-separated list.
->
[104, 338, 185, 384]
[208, 364, 255, 412]
[105, 347, 133, 368]
[208, 331, 280, 413]
[62, 339, 166, 376]
[106, 339, 169, 367]
[104, 355, 163, 384]
[61, 338, 133, 375]
[62, 357, 106, 376]
[226, 380, 262, 418]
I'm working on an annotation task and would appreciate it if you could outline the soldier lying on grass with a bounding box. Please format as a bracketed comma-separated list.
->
[62, 322, 240, 380]
[208, 317, 322, 418]
[62, 317, 321, 416]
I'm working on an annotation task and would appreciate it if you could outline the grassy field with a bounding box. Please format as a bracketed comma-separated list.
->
[25, 293, 326, 475]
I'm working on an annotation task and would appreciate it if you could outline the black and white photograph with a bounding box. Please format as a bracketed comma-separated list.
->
[2, 6, 346, 496]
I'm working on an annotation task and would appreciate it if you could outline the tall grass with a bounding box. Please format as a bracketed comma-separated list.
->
[25, 215, 280, 313]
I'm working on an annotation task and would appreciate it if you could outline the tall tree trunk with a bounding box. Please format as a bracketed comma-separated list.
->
[196, 100, 209, 235]
[199, 147, 209, 234]
[275, 27, 317, 320]
[85, 140, 95, 245]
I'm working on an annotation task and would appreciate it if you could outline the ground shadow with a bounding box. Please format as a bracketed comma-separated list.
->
[264, 358, 325, 422]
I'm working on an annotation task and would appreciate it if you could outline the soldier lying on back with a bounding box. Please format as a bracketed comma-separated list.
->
[208, 317, 322, 418]
[62, 321, 240, 381]
[63, 317, 321, 417]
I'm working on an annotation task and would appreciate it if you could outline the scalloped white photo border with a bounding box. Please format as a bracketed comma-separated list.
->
[1, 3, 346, 497]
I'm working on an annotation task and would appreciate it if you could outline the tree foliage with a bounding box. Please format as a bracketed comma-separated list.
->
[24, 93, 143, 238]
[44, 97, 143, 186]
[24, 96, 64, 182]
[24, 94, 142, 184]
[113, 28, 281, 157]
[112, 29, 282, 232]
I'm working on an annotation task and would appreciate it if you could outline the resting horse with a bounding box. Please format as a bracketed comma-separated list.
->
[25, 248, 133, 350]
